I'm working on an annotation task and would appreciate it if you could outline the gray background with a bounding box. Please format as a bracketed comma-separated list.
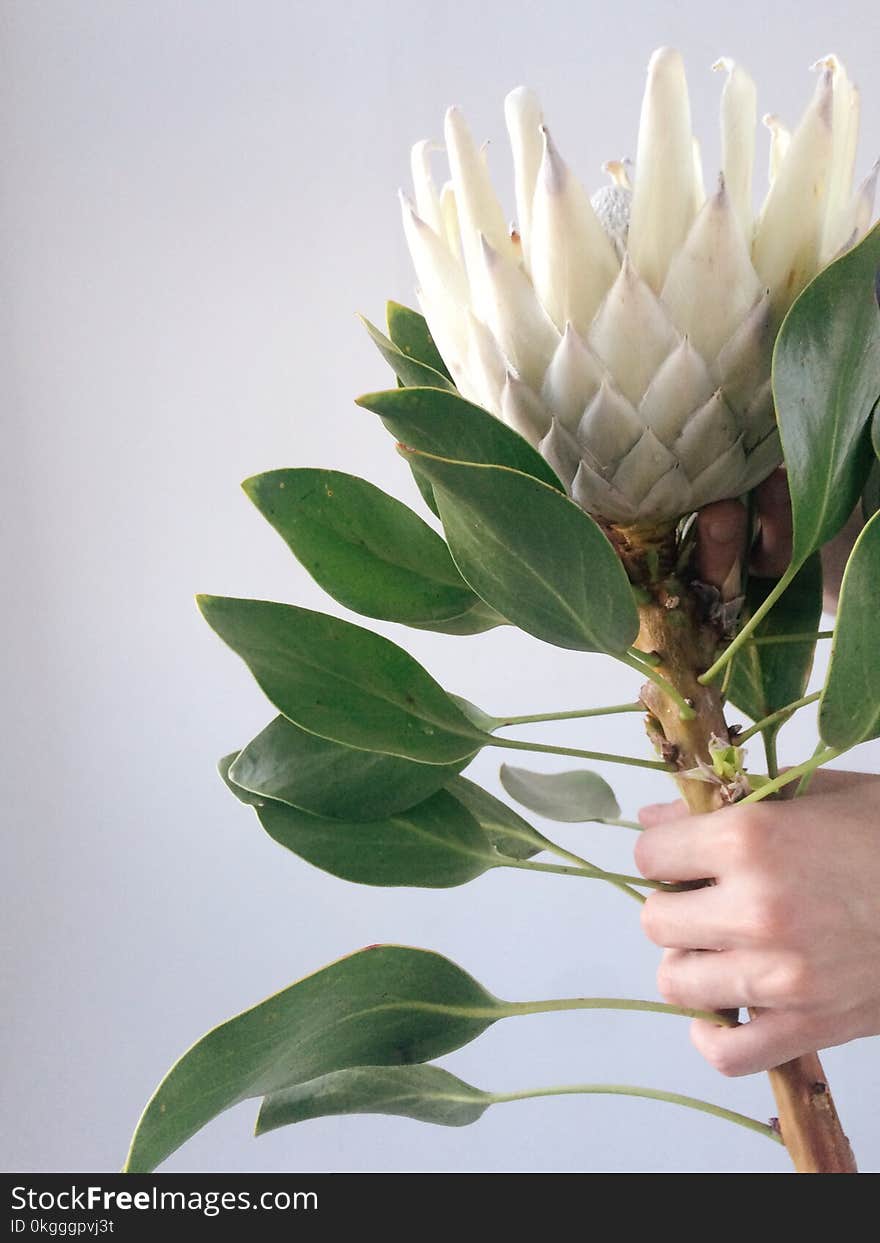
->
[4, 0, 879, 1174]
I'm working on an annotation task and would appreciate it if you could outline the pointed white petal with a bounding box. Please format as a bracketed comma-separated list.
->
[688, 437, 749, 509]
[612, 429, 679, 503]
[504, 86, 544, 268]
[692, 138, 706, 214]
[572, 461, 639, 524]
[816, 57, 861, 259]
[577, 379, 644, 465]
[739, 378, 776, 450]
[633, 465, 690, 523]
[439, 181, 462, 261]
[853, 161, 879, 238]
[473, 234, 560, 389]
[410, 140, 444, 236]
[714, 58, 757, 241]
[414, 291, 476, 400]
[639, 337, 716, 444]
[661, 180, 763, 360]
[529, 128, 620, 335]
[627, 47, 698, 292]
[753, 67, 835, 307]
[539, 419, 581, 489]
[501, 371, 552, 444]
[588, 256, 680, 404]
[673, 390, 739, 476]
[444, 106, 516, 282]
[540, 323, 606, 430]
[763, 114, 792, 183]
[463, 310, 507, 415]
[739, 427, 783, 493]
[715, 290, 774, 411]
[401, 193, 471, 373]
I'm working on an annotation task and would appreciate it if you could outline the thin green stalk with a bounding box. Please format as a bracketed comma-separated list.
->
[487, 823, 645, 905]
[487, 1083, 782, 1145]
[737, 692, 821, 743]
[749, 630, 833, 646]
[763, 731, 779, 781]
[500, 996, 737, 1026]
[621, 650, 696, 720]
[490, 735, 674, 773]
[700, 565, 796, 685]
[739, 747, 842, 805]
[795, 739, 829, 798]
[628, 645, 661, 666]
[502, 856, 682, 892]
[495, 701, 644, 728]
[600, 817, 644, 832]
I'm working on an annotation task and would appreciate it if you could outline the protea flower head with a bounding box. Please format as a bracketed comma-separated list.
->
[400, 48, 877, 528]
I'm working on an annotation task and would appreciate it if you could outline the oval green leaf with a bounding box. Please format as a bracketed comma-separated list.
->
[396, 451, 639, 654]
[256, 1064, 490, 1135]
[499, 765, 621, 823]
[242, 469, 502, 634]
[125, 946, 502, 1172]
[359, 314, 455, 391]
[196, 596, 488, 764]
[355, 386, 564, 493]
[219, 756, 502, 889]
[819, 509, 880, 748]
[727, 553, 822, 731]
[773, 220, 880, 568]
[386, 301, 453, 380]
[228, 716, 470, 820]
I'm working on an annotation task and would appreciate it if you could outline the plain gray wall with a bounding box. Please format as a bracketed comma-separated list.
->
[4, 0, 879, 1174]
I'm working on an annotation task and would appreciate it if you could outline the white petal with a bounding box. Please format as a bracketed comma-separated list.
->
[588, 256, 680, 404]
[501, 371, 552, 444]
[853, 161, 879, 238]
[692, 138, 706, 214]
[528, 128, 620, 336]
[540, 323, 606, 430]
[639, 337, 716, 444]
[612, 429, 679, 502]
[572, 461, 639, 524]
[577, 379, 644, 466]
[504, 86, 544, 268]
[673, 390, 739, 476]
[464, 310, 507, 415]
[472, 234, 560, 389]
[410, 141, 444, 236]
[714, 291, 774, 411]
[688, 437, 749, 509]
[763, 114, 791, 183]
[753, 66, 835, 307]
[713, 58, 757, 241]
[739, 377, 776, 450]
[660, 180, 763, 360]
[444, 106, 516, 282]
[627, 47, 698, 292]
[816, 57, 861, 260]
[739, 427, 783, 493]
[401, 193, 471, 371]
[633, 466, 690, 523]
[439, 181, 462, 261]
[539, 419, 581, 489]
[415, 291, 476, 400]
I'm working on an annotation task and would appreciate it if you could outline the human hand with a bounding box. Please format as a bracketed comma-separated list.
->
[635, 772, 880, 1076]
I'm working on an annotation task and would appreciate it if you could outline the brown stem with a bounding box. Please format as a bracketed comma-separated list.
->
[633, 587, 856, 1173]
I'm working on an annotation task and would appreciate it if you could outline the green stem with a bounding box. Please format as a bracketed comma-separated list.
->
[502, 856, 683, 892]
[699, 565, 796, 685]
[600, 817, 644, 832]
[500, 996, 737, 1025]
[487, 1083, 782, 1145]
[489, 824, 645, 905]
[749, 630, 833, 646]
[763, 731, 779, 781]
[491, 735, 674, 773]
[795, 739, 829, 798]
[495, 702, 644, 728]
[628, 645, 661, 666]
[739, 747, 842, 805]
[737, 692, 821, 743]
[621, 650, 696, 720]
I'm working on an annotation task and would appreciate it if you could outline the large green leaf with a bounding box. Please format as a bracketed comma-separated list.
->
[773, 220, 880, 568]
[242, 468, 502, 634]
[256, 1065, 490, 1135]
[396, 451, 639, 654]
[499, 765, 621, 823]
[124, 946, 502, 1173]
[449, 776, 550, 860]
[360, 315, 455, 391]
[386, 301, 453, 380]
[355, 386, 564, 493]
[819, 509, 880, 748]
[228, 717, 469, 820]
[726, 554, 823, 730]
[219, 755, 504, 889]
[197, 596, 488, 764]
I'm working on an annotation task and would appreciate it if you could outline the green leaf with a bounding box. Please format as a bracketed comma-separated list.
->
[396, 451, 639, 654]
[819, 509, 880, 748]
[448, 776, 550, 860]
[865, 460, 880, 521]
[125, 946, 502, 1172]
[219, 755, 503, 889]
[197, 596, 487, 764]
[359, 315, 455, 391]
[873, 400, 880, 461]
[242, 469, 502, 634]
[498, 765, 621, 823]
[355, 386, 564, 493]
[773, 220, 880, 568]
[227, 717, 468, 820]
[256, 1065, 490, 1135]
[386, 301, 452, 381]
[727, 554, 823, 730]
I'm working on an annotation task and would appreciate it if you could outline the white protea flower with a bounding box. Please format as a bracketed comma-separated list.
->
[400, 48, 878, 527]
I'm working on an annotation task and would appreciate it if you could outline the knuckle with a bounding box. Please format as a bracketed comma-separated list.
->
[742, 886, 794, 944]
[770, 956, 818, 1007]
[721, 808, 773, 868]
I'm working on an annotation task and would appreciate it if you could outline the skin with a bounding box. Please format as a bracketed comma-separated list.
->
[635, 470, 880, 1076]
